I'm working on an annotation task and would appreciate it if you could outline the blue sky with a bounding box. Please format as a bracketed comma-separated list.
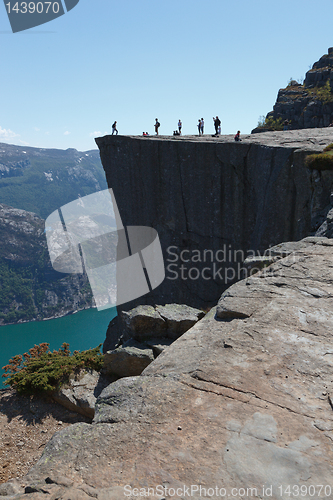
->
[1, 0, 333, 151]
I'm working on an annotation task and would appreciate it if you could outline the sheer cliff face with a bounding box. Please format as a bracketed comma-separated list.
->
[96, 131, 333, 308]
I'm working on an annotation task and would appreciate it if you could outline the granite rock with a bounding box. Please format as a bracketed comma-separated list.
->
[52, 370, 111, 419]
[103, 339, 154, 377]
[96, 130, 333, 310]
[104, 303, 205, 352]
[10, 238, 333, 500]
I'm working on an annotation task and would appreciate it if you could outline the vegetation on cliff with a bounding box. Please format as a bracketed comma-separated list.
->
[256, 116, 284, 131]
[305, 143, 333, 170]
[305, 80, 333, 104]
[2, 342, 104, 395]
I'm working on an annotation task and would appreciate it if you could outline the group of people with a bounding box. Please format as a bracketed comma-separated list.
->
[112, 117, 242, 141]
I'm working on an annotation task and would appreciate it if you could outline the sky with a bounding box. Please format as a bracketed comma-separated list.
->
[1, 0, 333, 152]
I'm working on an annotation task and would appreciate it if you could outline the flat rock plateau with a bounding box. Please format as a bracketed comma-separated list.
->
[96, 128, 333, 309]
[2, 237, 333, 500]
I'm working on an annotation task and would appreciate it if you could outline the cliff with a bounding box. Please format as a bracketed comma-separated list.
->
[0, 204, 93, 325]
[96, 129, 333, 309]
[253, 48, 333, 132]
[2, 131, 333, 498]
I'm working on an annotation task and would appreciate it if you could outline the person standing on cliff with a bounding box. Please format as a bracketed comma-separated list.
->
[178, 119, 182, 135]
[200, 118, 204, 135]
[155, 118, 160, 135]
[213, 116, 221, 135]
[112, 121, 118, 135]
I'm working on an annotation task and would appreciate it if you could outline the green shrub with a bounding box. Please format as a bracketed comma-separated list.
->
[305, 80, 333, 103]
[323, 143, 333, 152]
[256, 116, 284, 131]
[305, 149, 333, 170]
[2, 342, 104, 395]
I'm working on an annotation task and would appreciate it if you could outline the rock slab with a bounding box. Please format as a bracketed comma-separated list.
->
[10, 238, 333, 500]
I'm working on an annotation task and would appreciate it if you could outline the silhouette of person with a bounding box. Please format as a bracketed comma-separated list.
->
[112, 121, 118, 135]
[178, 119, 182, 134]
[155, 118, 160, 135]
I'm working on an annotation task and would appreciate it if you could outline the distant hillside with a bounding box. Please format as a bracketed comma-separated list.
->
[0, 142, 107, 324]
[252, 47, 333, 133]
[0, 142, 108, 219]
[0, 204, 93, 325]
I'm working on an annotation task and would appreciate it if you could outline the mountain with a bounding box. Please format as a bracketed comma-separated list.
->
[0, 142, 108, 324]
[0, 204, 93, 325]
[252, 47, 333, 133]
[0, 142, 107, 219]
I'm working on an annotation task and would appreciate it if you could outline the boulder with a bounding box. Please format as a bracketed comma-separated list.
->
[103, 339, 154, 377]
[121, 305, 167, 341]
[52, 370, 110, 419]
[103, 305, 205, 377]
[155, 303, 205, 339]
[103, 303, 205, 353]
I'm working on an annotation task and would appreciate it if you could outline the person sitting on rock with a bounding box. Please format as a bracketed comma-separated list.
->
[234, 131, 241, 142]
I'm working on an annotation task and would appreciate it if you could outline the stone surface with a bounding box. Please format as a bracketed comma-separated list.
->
[52, 370, 110, 419]
[155, 303, 205, 339]
[0, 478, 24, 496]
[9, 239, 333, 499]
[121, 305, 167, 340]
[316, 207, 333, 238]
[96, 130, 333, 310]
[145, 337, 173, 356]
[103, 339, 154, 377]
[104, 303, 205, 352]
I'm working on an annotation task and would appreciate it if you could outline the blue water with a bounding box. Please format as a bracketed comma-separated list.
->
[0, 307, 116, 388]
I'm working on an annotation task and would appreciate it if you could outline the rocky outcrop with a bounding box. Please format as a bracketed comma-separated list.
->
[7, 237, 333, 499]
[96, 130, 333, 309]
[253, 48, 333, 132]
[103, 303, 205, 375]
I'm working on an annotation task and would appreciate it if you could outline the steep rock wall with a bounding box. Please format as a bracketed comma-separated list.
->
[96, 130, 333, 308]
